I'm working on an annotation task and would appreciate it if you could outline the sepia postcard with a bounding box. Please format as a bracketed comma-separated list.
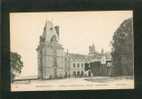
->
[10, 11, 134, 91]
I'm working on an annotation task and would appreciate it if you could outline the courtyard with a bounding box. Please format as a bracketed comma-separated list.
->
[11, 76, 134, 91]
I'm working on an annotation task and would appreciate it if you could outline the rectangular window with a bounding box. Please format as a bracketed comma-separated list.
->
[73, 63, 76, 68]
[81, 63, 84, 68]
[77, 63, 80, 67]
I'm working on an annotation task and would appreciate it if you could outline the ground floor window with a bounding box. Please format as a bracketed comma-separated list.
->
[73, 71, 76, 77]
[77, 71, 80, 76]
[81, 71, 84, 76]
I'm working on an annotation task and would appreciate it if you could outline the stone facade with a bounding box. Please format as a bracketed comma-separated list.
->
[37, 21, 65, 79]
[37, 21, 112, 79]
[65, 53, 90, 77]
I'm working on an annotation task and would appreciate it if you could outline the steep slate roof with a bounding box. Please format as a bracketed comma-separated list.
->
[65, 52, 111, 62]
[67, 53, 89, 61]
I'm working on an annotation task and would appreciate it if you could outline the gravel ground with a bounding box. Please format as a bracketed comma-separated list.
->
[11, 76, 134, 91]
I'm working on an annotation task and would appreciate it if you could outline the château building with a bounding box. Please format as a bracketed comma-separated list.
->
[37, 20, 112, 79]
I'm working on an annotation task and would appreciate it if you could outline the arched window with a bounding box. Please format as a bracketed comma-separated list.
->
[50, 35, 57, 43]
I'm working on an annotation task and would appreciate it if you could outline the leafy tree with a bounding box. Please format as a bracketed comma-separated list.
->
[111, 18, 133, 76]
[84, 63, 90, 71]
[10, 52, 23, 82]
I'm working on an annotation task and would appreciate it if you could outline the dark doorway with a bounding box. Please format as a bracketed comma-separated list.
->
[88, 71, 91, 76]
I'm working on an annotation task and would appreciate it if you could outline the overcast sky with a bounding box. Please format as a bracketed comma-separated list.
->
[10, 11, 132, 76]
